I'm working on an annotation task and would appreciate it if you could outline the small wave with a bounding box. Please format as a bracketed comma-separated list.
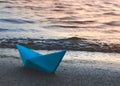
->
[0, 11, 11, 14]
[50, 25, 80, 28]
[49, 25, 102, 29]
[51, 9, 65, 12]
[5, 6, 22, 9]
[0, 19, 35, 24]
[58, 16, 78, 20]
[103, 12, 120, 16]
[0, 28, 9, 32]
[103, 30, 120, 34]
[0, 28, 39, 32]
[104, 21, 120, 26]
[0, 37, 120, 53]
[0, 1, 11, 3]
[0, 28, 25, 32]
[60, 20, 96, 24]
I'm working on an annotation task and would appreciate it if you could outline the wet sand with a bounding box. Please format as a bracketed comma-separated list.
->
[1, 49, 120, 86]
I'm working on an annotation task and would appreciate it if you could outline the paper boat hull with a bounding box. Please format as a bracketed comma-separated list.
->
[16, 44, 66, 73]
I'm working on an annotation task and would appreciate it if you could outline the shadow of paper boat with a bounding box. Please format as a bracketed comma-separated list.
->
[16, 44, 66, 73]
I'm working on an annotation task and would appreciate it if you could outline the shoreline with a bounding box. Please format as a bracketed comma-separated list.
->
[0, 37, 120, 53]
[0, 50, 120, 86]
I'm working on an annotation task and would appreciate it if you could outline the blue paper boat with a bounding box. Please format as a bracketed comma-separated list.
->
[16, 44, 66, 73]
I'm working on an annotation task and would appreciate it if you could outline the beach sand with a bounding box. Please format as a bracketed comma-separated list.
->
[1, 49, 120, 86]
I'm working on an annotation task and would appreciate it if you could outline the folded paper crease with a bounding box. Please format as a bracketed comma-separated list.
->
[16, 44, 66, 73]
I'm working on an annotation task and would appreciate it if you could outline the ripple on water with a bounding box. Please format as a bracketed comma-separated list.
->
[103, 12, 120, 16]
[0, 28, 39, 32]
[103, 30, 120, 34]
[104, 21, 120, 26]
[0, 1, 11, 3]
[59, 20, 96, 24]
[0, 19, 35, 24]
[0, 0, 120, 45]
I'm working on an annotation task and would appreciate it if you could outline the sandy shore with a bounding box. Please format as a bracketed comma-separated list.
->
[1, 49, 120, 86]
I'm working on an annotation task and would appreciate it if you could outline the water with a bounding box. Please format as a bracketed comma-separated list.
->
[0, 0, 120, 51]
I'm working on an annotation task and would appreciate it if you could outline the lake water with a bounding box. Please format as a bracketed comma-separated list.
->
[0, 0, 120, 46]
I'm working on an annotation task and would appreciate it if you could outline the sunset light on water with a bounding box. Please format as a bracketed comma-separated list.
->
[0, 0, 120, 44]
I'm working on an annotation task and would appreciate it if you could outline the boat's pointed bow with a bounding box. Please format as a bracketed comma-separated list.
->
[16, 44, 21, 50]
[61, 50, 66, 55]
[47, 50, 66, 73]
